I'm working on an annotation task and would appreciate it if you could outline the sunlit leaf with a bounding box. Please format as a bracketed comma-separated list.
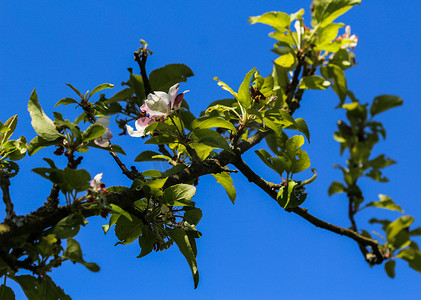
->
[212, 172, 236, 204]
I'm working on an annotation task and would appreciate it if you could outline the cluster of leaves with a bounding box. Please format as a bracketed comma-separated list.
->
[328, 96, 421, 276]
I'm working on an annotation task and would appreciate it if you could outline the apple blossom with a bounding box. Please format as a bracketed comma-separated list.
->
[94, 117, 113, 147]
[90, 173, 107, 194]
[126, 116, 154, 137]
[140, 83, 188, 118]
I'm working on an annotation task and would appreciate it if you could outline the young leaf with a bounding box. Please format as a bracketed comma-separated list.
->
[384, 260, 396, 278]
[54, 97, 79, 108]
[88, 83, 114, 99]
[248, 11, 290, 28]
[370, 95, 403, 117]
[237, 67, 257, 109]
[63, 238, 100, 272]
[328, 181, 346, 196]
[129, 73, 146, 104]
[191, 117, 236, 133]
[386, 216, 414, 242]
[167, 228, 199, 288]
[212, 172, 236, 204]
[365, 194, 404, 213]
[28, 89, 64, 141]
[82, 123, 107, 142]
[311, 0, 362, 28]
[0, 115, 18, 146]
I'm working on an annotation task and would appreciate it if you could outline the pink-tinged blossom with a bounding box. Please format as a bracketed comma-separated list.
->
[90, 173, 107, 194]
[94, 117, 113, 147]
[126, 116, 154, 137]
[140, 83, 189, 118]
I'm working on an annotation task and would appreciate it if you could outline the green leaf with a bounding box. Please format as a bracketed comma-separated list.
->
[237, 68, 256, 109]
[115, 215, 143, 245]
[142, 169, 162, 178]
[109, 204, 132, 221]
[189, 142, 214, 161]
[145, 135, 177, 145]
[365, 194, 403, 213]
[0, 284, 15, 300]
[129, 73, 146, 104]
[277, 180, 307, 208]
[163, 184, 196, 206]
[184, 208, 203, 226]
[0, 115, 18, 146]
[299, 76, 331, 90]
[288, 117, 310, 142]
[106, 87, 135, 103]
[135, 150, 169, 162]
[167, 228, 199, 288]
[191, 117, 236, 133]
[54, 97, 79, 108]
[397, 247, 421, 274]
[88, 83, 114, 98]
[367, 154, 396, 169]
[82, 123, 106, 142]
[370, 95, 403, 117]
[384, 260, 396, 278]
[162, 164, 187, 177]
[248, 11, 290, 28]
[28, 89, 64, 141]
[10, 275, 71, 300]
[149, 64, 194, 92]
[320, 64, 347, 105]
[65, 83, 83, 98]
[328, 181, 346, 196]
[53, 214, 86, 239]
[311, 0, 362, 28]
[63, 238, 100, 272]
[212, 172, 236, 204]
[274, 53, 296, 68]
[285, 135, 311, 174]
[213, 77, 237, 98]
[137, 226, 155, 259]
[191, 128, 231, 151]
[255, 149, 286, 176]
[317, 23, 344, 44]
[386, 216, 414, 242]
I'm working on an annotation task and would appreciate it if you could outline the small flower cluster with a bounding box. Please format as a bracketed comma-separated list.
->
[126, 83, 188, 137]
[336, 25, 358, 49]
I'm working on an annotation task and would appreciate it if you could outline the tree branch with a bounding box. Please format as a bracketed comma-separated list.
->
[232, 155, 384, 264]
[0, 170, 15, 218]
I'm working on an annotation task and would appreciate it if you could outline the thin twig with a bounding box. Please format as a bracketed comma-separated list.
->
[80, 101, 140, 180]
[232, 155, 384, 264]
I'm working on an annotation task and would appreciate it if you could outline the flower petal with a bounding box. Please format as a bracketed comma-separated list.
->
[126, 124, 142, 137]
[96, 117, 110, 128]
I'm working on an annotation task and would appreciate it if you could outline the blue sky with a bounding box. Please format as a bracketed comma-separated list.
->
[1, 1, 420, 299]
